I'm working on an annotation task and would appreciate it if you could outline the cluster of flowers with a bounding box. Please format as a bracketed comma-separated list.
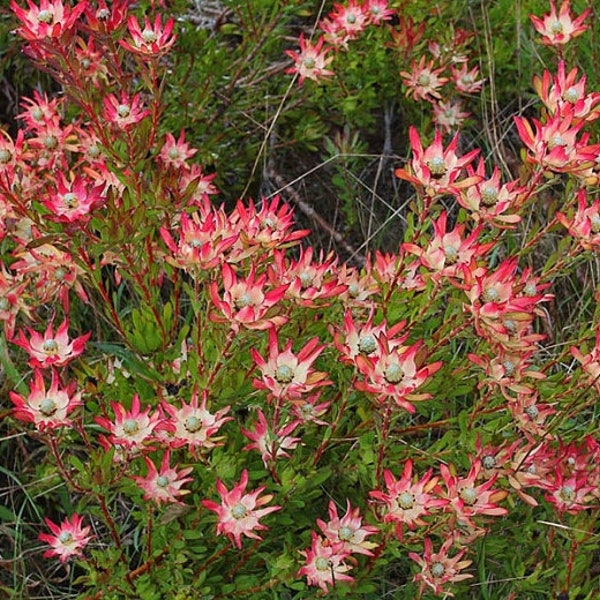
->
[285, 0, 393, 84]
[3, 0, 600, 595]
[399, 0, 591, 132]
[399, 31, 485, 133]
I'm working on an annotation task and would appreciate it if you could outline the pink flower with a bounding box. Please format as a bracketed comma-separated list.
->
[119, 14, 176, 56]
[533, 61, 600, 123]
[185, 166, 220, 205]
[317, 500, 379, 556]
[432, 99, 470, 133]
[158, 130, 197, 169]
[570, 326, 600, 392]
[102, 92, 150, 129]
[459, 159, 523, 225]
[355, 335, 443, 413]
[285, 35, 334, 85]
[132, 451, 193, 505]
[250, 327, 331, 400]
[409, 537, 473, 597]
[395, 126, 480, 199]
[329, 0, 369, 38]
[400, 56, 449, 102]
[297, 531, 354, 592]
[12, 318, 90, 369]
[440, 460, 508, 527]
[27, 121, 78, 169]
[452, 63, 485, 94]
[461, 258, 549, 351]
[11, 243, 89, 312]
[557, 188, 600, 251]
[160, 210, 237, 272]
[0, 268, 29, 338]
[84, 0, 128, 33]
[10, 0, 87, 42]
[0, 128, 29, 172]
[364, 0, 394, 25]
[10, 369, 82, 431]
[542, 471, 596, 514]
[160, 389, 232, 450]
[201, 469, 280, 548]
[209, 264, 288, 331]
[42, 172, 105, 223]
[241, 410, 301, 466]
[290, 393, 331, 425]
[17, 90, 61, 132]
[508, 392, 556, 438]
[38, 514, 92, 563]
[530, 0, 590, 46]
[468, 348, 546, 399]
[228, 196, 309, 252]
[514, 112, 600, 173]
[269, 246, 346, 306]
[333, 308, 407, 367]
[403, 210, 494, 281]
[369, 460, 448, 538]
[95, 394, 165, 454]
[335, 263, 380, 307]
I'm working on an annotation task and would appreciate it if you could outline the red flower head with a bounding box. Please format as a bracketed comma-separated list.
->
[297, 531, 354, 592]
[42, 172, 105, 223]
[84, 0, 128, 33]
[102, 92, 150, 130]
[403, 210, 494, 281]
[369, 460, 448, 539]
[333, 308, 407, 367]
[158, 130, 197, 170]
[364, 0, 394, 25]
[12, 318, 90, 369]
[533, 61, 600, 123]
[120, 14, 177, 56]
[229, 196, 309, 253]
[95, 394, 165, 455]
[400, 56, 449, 102]
[10, 369, 82, 431]
[285, 35, 334, 85]
[395, 126, 480, 199]
[542, 470, 597, 514]
[317, 500, 379, 556]
[452, 63, 485, 94]
[530, 0, 590, 46]
[160, 389, 232, 451]
[409, 536, 473, 597]
[132, 451, 193, 506]
[459, 159, 523, 226]
[209, 263, 288, 331]
[440, 460, 508, 527]
[570, 326, 600, 392]
[241, 409, 301, 466]
[508, 391, 556, 438]
[514, 112, 600, 173]
[432, 99, 470, 133]
[355, 334, 443, 413]
[557, 188, 600, 251]
[160, 210, 238, 272]
[250, 327, 331, 400]
[0, 267, 29, 338]
[270, 246, 346, 307]
[39, 514, 92, 563]
[10, 0, 87, 42]
[201, 469, 280, 548]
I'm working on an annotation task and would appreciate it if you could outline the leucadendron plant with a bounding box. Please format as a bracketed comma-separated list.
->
[1, 1, 599, 599]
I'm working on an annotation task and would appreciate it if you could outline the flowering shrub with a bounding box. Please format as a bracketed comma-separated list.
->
[1, 0, 600, 599]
